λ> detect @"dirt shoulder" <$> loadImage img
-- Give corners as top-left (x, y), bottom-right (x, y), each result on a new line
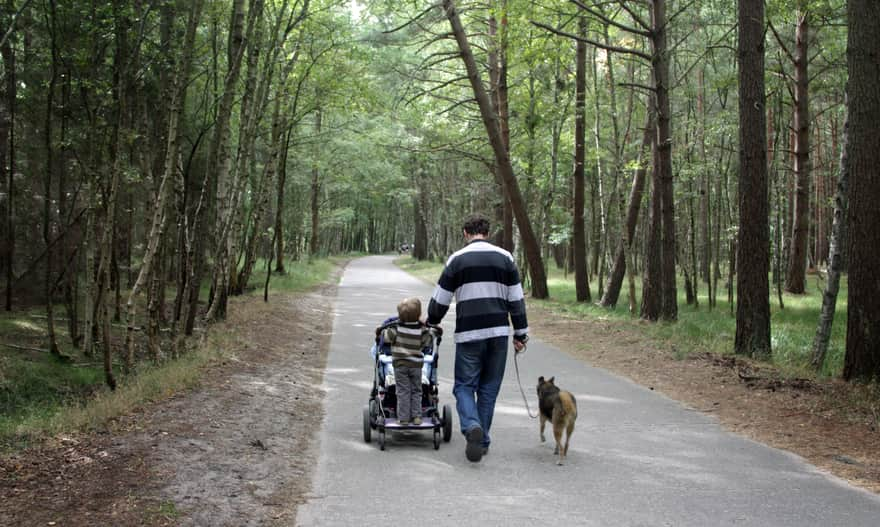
top-left (528, 303), bottom-right (880, 494)
top-left (0, 269), bottom-right (341, 526)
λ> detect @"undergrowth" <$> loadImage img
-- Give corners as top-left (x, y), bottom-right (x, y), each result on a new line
top-left (0, 257), bottom-right (339, 448)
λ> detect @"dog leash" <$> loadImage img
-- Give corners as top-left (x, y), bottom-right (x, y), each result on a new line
top-left (513, 345), bottom-right (539, 419)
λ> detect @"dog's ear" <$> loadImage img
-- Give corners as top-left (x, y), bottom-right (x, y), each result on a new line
top-left (548, 376), bottom-right (555, 385)
top-left (538, 376), bottom-right (545, 384)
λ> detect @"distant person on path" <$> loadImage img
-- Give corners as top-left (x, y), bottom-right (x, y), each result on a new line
top-left (427, 214), bottom-right (529, 462)
top-left (382, 297), bottom-right (433, 425)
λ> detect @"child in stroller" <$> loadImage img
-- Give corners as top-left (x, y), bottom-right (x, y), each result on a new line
top-left (363, 301), bottom-right (453, 451)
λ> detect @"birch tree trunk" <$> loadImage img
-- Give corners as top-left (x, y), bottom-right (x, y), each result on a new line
top-left (236, 36), bottom-right (301, 289)
top-left (204, 0), bottom-right (248, 321)
top-left (811, 105), bottom-right (847, 370)
top-left (124, 0), bottom-right (204, 364)
top-left (225, 0), bottom-right (267, 296)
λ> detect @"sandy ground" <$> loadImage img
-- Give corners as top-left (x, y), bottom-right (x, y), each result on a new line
top-left (0, 272), bottom-right (339, 526)
top-left (526, 302), bottom-right (880, 494)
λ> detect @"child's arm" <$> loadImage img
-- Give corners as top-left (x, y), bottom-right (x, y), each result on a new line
top-left (421, 327), bottom-right (435, 350)
top-left (382, 326), bottom-right (397, 345)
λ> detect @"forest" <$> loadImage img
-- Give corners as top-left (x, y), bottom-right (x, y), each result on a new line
top-left (0, 0), bottom-right (877, 408)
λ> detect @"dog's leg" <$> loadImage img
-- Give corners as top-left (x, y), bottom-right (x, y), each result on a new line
top-left (553, 410), bottom-right (564, 465)
top-left (539, 413), bottom-right (547, 443)
top-left (563, 419), bottom-right (575, 459)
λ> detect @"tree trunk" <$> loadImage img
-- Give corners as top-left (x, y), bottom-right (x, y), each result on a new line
top-left (698, 68), bottom-right (710, 287)
top-left (441, 0), bottom-right (548, 298)
top-left (236, 39), bottom-right (298, 291)
top-left (413, 166), bottom-right (429, 261)
top-left (1, 0), bottom-right (14, 312)
top-left (273, 128), bottom-right (291, 274)
top-left (225, 0), bottom-right (268, 296)
top-left (843, 0), bottom-right (880, 381)
top-left (204, 0), bottom-right (247, 322)
top-left (640, 126), bottom-right (662, 321)
top-left (309, 107), bottom-right (322, 257)
top-left (601, 105), bottom-right (654, 307)
top-left (651, 0), bottom-right (677, 321)
top-left (573, 16), bottom-right (590, 303)
top-left (811, 104), bottom-right (847, 370)
top-left (785, 12), bottom-right (810, 294)
top-left (735, 0), bottom-right (771, 358)
top-left (44, 0), bottom-right (60, 357)
top-left (498, 11), bottom-right (513, 254)
top-left (125, 0), bottom-right (204, 362)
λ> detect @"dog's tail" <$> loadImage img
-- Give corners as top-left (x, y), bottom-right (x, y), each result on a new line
top-left (559, 391), bottom-right (577, 419)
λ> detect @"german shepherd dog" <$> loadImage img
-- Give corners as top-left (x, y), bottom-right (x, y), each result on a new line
top-left (537, 376), bottom-right (578, 465)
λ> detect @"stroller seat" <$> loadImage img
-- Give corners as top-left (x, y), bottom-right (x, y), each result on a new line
top-left (373, 343), bottom-right (437, 386)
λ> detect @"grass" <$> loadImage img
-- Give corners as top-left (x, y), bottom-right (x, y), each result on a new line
top-left (146, 500), bottom-right (182, 522)
top-left (0, 256), bottom-right (340, 448)
top-left (395, 256), bottom-right (445, 285)
top-left (393, 255), bottom-right (849, 378)
top-left (249, 256), bottom-right (343, 293)
top-left (540, 268), bottom-right (848, 377)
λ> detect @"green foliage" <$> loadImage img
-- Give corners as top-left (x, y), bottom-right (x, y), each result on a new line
top-left (251, 257), bottom-right (339, 293)
top-left (537, 268), bottom-right (848, 378)
top-left (0, 257), bottom-right (339, 445)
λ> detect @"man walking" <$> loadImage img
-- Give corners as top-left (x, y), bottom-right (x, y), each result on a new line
top-left (427, 214), bottom-right (529, 462)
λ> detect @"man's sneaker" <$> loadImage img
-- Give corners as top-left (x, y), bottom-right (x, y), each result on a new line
top-left (465, 426), bottom-right (484, 462)
top-left (412, 416), bottom-right (423, 425)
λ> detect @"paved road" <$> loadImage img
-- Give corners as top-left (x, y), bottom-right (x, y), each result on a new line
top-left (296, 255), bottom-right (880, 526)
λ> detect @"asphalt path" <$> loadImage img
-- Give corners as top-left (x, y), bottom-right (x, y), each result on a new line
top-left (295, 255), bottom-right (880, 526)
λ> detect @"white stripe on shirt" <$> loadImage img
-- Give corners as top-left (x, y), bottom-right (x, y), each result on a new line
top-left (455, 281), bottom-right (507, 303)
top-left (454, 325), bottom-right (511, 343)
top-left (432, 285), bottom-right (454, 306)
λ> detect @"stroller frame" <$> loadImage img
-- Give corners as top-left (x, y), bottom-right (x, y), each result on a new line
top-left (363, 318), bottom-right (453, 451)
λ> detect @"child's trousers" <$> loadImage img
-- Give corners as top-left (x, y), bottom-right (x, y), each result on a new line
top-left (395, 365), bottom-right (422, 421)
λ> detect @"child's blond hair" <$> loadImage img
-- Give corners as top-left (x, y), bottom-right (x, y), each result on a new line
top-left (397, 297), bottom-right (421, 323)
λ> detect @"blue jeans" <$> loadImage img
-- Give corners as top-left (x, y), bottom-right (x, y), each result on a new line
top-left (453, 336), bottom-right (508, 447)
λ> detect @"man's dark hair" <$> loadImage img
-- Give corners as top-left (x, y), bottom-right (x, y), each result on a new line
top-left (463, 214), bottom-right (491, 236)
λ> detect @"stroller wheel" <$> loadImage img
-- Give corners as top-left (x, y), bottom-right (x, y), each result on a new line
top-left (433, 429), bottom-right (440, 450)
top-left (362, 405), bottom-right (372, 443)
top-left (369, 400), bottom-right (377, 429)
top-left (442, 404), bottom-right (453, 442)
top-left (378, 429), bottom-right (386, 451)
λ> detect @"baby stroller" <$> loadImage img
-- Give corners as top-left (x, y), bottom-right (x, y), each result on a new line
top-left (363, 316), bottom-right (453, 451)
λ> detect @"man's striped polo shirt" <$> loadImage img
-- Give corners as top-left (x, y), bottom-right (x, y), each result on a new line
top-left (426, 239), bottom-right (528, 343)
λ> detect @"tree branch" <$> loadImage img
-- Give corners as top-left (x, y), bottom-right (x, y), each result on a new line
top-left (570, 0), bottom-right (652, 38)
top-left (531, 20), bottom-right (651, 61)
top-left (665, 0), bottom-right (696, 28)
top-left (382, 4), bottom-right (442, 34)
top-left (0, 0), bottom-right (33, 49)
top-left (618, 82), bottom-right (656, 94)
top-left (767, 19), bottom-right (796, 65)
top-left (616, 0), bottom-right (651, 31)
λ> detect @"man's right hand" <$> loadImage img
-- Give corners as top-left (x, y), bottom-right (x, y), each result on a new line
top-left (513, 339), bottom-right (525, 353)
